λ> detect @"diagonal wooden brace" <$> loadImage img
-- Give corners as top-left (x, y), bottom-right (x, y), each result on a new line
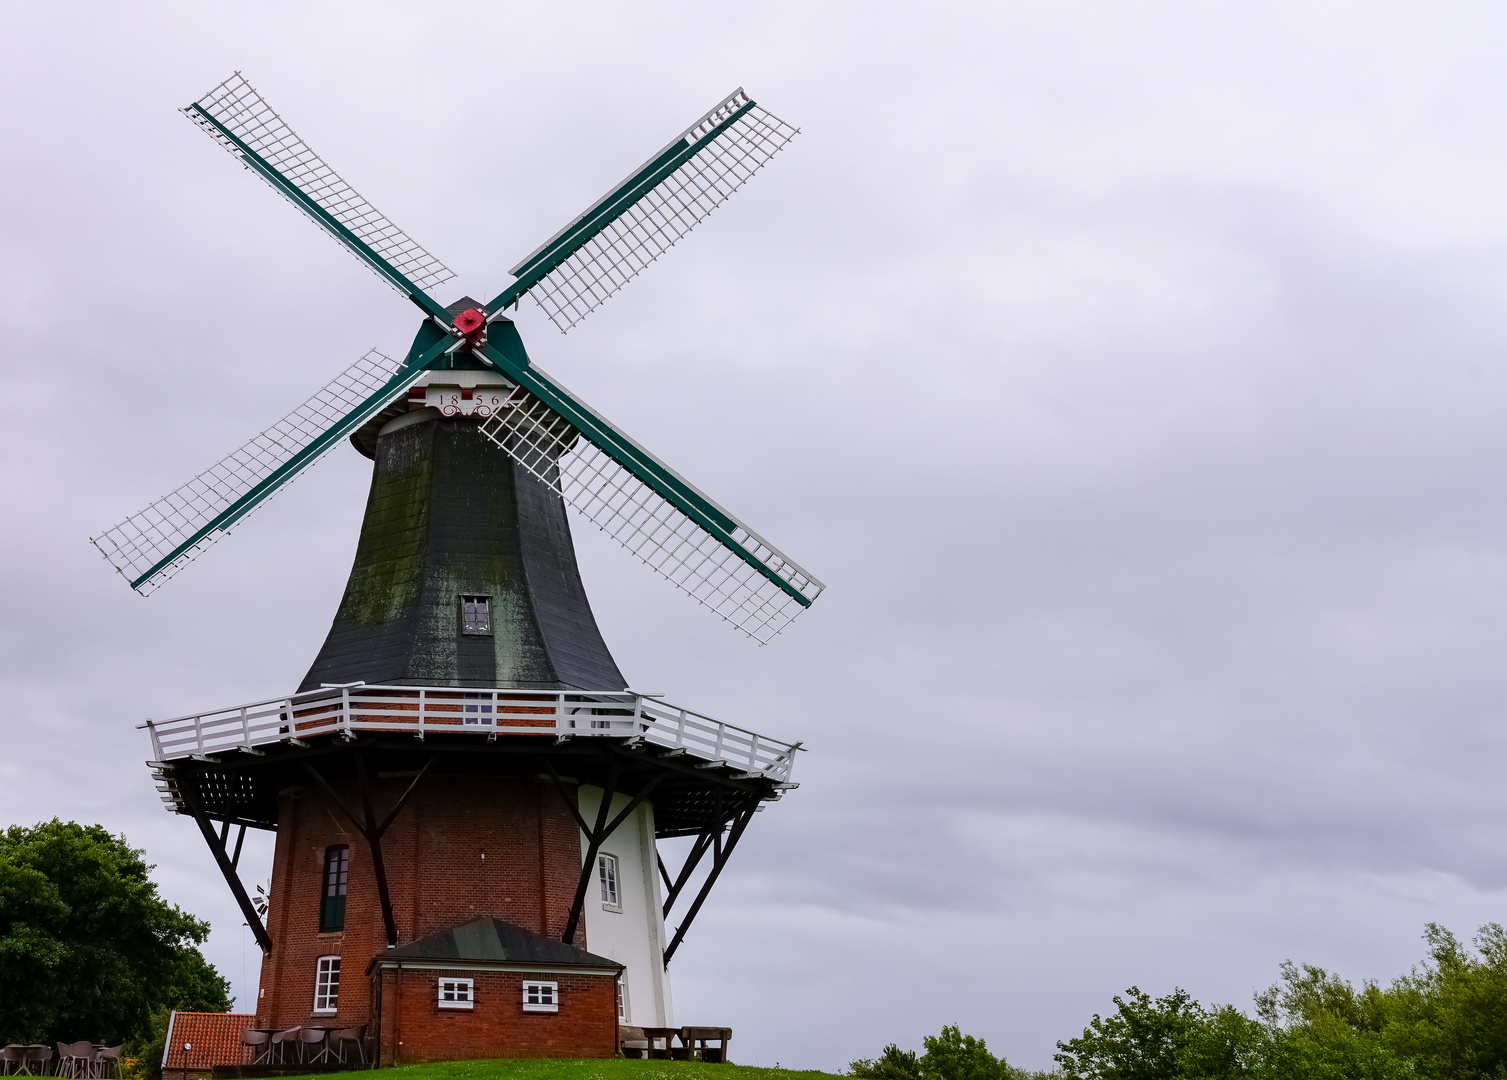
top-left (178, 779), bottom-right (272, 954)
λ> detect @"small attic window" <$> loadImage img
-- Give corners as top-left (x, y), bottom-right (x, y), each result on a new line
top-left (461, 596), bottom-right (491, 635)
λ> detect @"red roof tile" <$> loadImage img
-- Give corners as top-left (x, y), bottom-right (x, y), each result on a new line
top-left (162, 1013), bottom-right (258, 1070)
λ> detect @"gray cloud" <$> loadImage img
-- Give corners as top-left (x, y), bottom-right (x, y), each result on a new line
top-left (6, 1), bottom-right (1507, 1073)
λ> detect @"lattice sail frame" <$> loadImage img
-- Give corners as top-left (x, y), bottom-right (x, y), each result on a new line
top-left (186, 72), bottom-right (456, 295)
top-left (478, 381), bottom-right (823, 643)
top-left (516, 90), bottom-right (799, 333)
top-left (91, 349), bottom-right (408, 595)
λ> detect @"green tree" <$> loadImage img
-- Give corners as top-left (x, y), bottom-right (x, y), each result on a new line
top-left (921, 1025), bottom-right (1008, 1080)
top-left (1249, 924), bottom-right (1507, 1080)
top-left (1055, 987), bottom-right (1205, 1079)
top-left (0, 819), bottom-right (231, 1047)
top-left (1176, 1004), bottom-right (1266, 1079)
top-left (1385, 922), bottom-right (1507, 1078)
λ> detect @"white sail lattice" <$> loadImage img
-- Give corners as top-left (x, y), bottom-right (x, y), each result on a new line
top-left (517, 91), bottom-right (799, 332)
top-left (478, 381), bottom-right (822, 643)
top-left (187, 72), bottom-right (456, 295)
top-left (92, 349), bottom-right (410, 594)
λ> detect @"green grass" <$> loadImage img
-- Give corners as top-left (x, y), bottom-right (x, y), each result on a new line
top-left (274, 1061), bottom-right (843, 1080)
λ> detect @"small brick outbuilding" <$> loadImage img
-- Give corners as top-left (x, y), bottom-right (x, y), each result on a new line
top-left (368, 916), bottom-right (623, 1064)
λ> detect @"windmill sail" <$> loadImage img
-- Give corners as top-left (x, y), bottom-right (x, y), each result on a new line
top-left (92, 349), bottom-right (419, 595)
top-left (490, 89), bottom-right (799, 332)
top-left (475, 355), bottom-right (823, 643)
top-left (184, 72), bottom-right (455, 313)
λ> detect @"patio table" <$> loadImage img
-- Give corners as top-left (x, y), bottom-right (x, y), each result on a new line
top-left (14, 1047), bottom-right (51, 1076)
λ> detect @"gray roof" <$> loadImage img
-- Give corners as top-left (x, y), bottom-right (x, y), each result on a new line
top-left (375, 917), bottom-right (622, 970)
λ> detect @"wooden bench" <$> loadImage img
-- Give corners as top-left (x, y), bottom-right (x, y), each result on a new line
top-left (679, 1027), bottom-right (733, 1063)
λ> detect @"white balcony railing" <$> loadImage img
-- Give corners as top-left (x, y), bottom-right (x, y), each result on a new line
top-left (141, 684), bottom-right (799, 783)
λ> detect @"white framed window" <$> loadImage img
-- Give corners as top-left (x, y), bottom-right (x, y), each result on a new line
top-left (460, 596), bottom-right (491, 635)
top-left (617, 977), bottom-right (628, 1021)
top-left (598, 853), bottom-right (620, 910)
top-left (522, 980), bottom-right (559, 1013)
top-left (313, 956), bottom-right (340, 1013)
top-left (438, 977), bottom-right (474, 1010)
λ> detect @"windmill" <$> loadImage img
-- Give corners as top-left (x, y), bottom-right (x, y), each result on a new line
top-left (98, 74), bottom-right (818, 1064)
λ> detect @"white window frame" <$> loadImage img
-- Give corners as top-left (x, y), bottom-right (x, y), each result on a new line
top-left (617, 976), bottom-right (628, 1022)
top-left (438, 977), bottom-right (474, 1010)
top-left (460, 595), bottom-right (492, 635)
top-left (598, 852), bottom-right (621, 911)
top-left (313, 955), bottom-right (340, 1014)
top-left (522, 980), bottom-right (559, 1013)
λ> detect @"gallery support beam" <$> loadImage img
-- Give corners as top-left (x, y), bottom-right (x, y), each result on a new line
top-left (177, 780), bottom-right (272, 954)
top-left (661, 828), bottom-right (716, 918)
top-left (663, 802), bottom-right (757, 965)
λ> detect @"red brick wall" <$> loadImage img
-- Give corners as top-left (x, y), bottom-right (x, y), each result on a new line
top-left (255, 774), bottom-right (586, 1042)
top-left (373, 969), bottom-right (617, 1063)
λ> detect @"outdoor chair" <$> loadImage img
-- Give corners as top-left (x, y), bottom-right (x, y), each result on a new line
top-left (0, 1047), bottom-right (22, 1076)
top-left (298, 1028), bottom-right (329, 1064)
top-left (57, 1042), bottom-right (97, 1080)
top-left (95, 1046), bottom-right (122, 1079)
top-left (328, 1027), bottom-right (366, 1065)
top-left (269, 1028), bottom-right (301, 1066)
top-left (240, 1030), bottom-right (270, 1065)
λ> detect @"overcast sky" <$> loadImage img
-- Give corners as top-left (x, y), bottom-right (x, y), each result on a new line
top-left (8, 1), bottom-right (1507, 1072)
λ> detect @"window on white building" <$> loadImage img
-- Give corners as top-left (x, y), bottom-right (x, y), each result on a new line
top-left (598, 853), bottom-right (620, 910)
top-left (313, 956), bottom-right (340, 1013)
top-left (523, 980), bottom-right (559, 1013)
top-left (617, 977), bottom-right (628, 1022)
top-left (438, 978), bottom-right (474, 1010)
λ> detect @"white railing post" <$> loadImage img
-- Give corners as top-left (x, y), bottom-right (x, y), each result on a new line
top-left (419, 687), bottom-right (427, 736)
top-left (674, 709), bottom-right (687, 747)
top-left (192, 712), bottom-right (204, 755)
top-left (747, 733), bottom-right (760, 773)
top-left (240, 707), bottom-right (250, 747)
top-left (341, 685), bottom-right (351, 737)
top-left (713, 720), bottom-right (726, 761)
top-left (147, 720), bottom-right (162, 761)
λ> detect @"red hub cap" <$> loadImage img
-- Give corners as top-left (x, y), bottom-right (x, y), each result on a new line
top-left (453, 307), bottom-right (487, 347)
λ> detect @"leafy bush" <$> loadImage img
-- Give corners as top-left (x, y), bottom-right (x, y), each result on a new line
top-left (851, 1025), bottom-right (1052, 1080)
top-left (850, 1045), bottom-right (922, 1080)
